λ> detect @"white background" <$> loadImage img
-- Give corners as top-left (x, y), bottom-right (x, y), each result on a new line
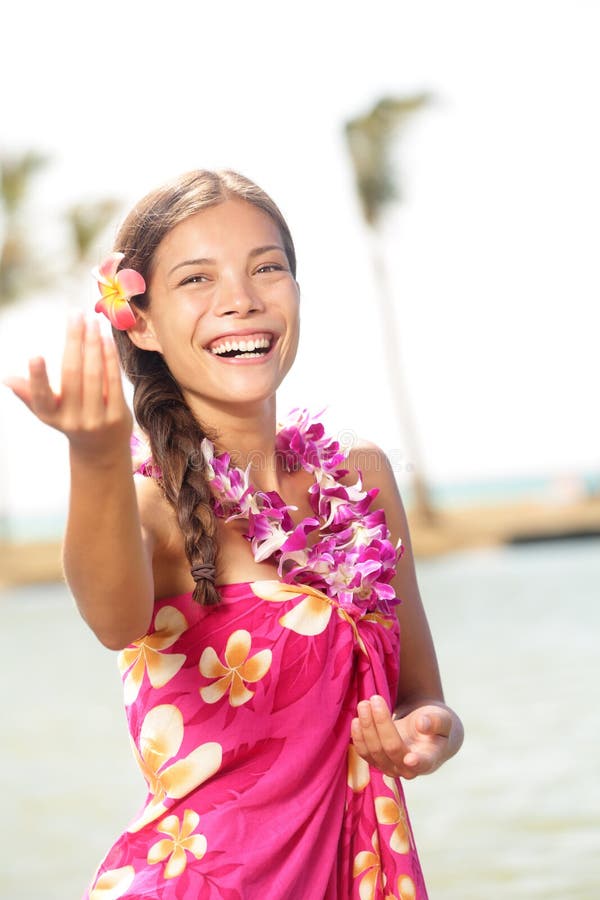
top-left (1, 0), bottom-right (598, 528)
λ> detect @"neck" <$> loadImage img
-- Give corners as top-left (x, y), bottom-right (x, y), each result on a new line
top-left (183, 395), bottom-right (287, 494)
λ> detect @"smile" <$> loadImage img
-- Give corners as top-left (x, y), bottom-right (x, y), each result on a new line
top-left (204, 333), bottom-right (278, 364)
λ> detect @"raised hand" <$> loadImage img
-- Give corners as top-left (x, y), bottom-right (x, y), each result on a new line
top-left (4, 313), bottom-right (132, 459)
top-left (351, 694), bottom-right (459, 780)
top-left (5, 312), bottom-right (155, 647)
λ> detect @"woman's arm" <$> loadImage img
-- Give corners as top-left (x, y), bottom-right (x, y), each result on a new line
top-left (347, 440), bottom-right (464, 778)
top-left (5, 315), bottom-right (155, 649)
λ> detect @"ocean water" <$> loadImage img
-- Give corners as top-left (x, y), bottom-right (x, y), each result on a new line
top-left (1, 538), bottom-right (598, 899)
top-left (4, 467), bottom-right (599, 542)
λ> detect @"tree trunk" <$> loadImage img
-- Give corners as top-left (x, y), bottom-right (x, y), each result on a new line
top-left (367, 227), bottom-right (437, 525)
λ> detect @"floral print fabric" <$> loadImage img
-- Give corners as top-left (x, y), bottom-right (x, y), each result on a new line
top-left (84, 580), bottom-right (427, 899)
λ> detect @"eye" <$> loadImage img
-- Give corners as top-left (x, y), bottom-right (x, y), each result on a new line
top-left (256, 264), bottom-right (284, 274)
top-left (180, 274), bottom-right (209, 285)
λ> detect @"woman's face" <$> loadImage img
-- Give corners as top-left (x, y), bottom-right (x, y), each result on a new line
top-left (132, 198), bottom-right (300, 414)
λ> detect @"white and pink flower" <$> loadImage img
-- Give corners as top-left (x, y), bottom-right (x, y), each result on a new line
top-left (92, 252), bottom-right (146, 330)
top-left (202, 409), bottom-right (403, 615)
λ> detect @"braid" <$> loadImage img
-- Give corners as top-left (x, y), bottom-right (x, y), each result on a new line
top-left (110, 168), bottom-right (299, 606)
top-left (133, 355), bottom-right (221, 606)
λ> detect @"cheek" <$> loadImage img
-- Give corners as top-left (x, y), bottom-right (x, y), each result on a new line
top-left (152, 303), bottom-right (200, 346)
top-left (284, 288), bottom-right (301, 319)
top-left (282, 315), bottom-right (301, 368)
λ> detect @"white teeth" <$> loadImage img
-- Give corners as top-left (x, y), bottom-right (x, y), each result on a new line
top-left (210, 336), bottom-right (272, 355)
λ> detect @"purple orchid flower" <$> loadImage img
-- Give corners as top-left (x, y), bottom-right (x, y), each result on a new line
top-left (193, 408), bottom-right (404, 615)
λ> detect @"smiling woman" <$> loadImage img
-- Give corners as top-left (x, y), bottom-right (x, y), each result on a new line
top-left (124, 197), bottom-right (300, 423)
top-left (4, 168), bottom-right (462, 899)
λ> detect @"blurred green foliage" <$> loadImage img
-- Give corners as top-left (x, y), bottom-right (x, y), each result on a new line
top-left (0, 150), bottom-right (120, 308)
top-left (345, 93), bottom-right (431, 226)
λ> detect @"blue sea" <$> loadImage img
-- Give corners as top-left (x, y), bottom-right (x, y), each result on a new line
top-left (3, 469), bottom-right (599, 542)
top-left (1, 537), bottom-right (598, 899)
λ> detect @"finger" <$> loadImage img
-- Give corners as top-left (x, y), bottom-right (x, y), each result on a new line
top-left (371, 696), bottom-right (419, 772)
top-left (416, 707), bottom-right (452, 739)
top-left (357, 699), bottom-right (399, 771)
top-left (401, 742), bottom-right (444, 777)
top-left (370, 695), bottom-right (407, 747)
top-left (3, 376), bottom-right (34, 411)
top-left (350, 717), bottom-right (377, 768)
top-left (60, 313), bottom-right (85, 409)
top-left (28, 357), bottom-right (60, 418)
top-left (102, 334), bottom-right (126, 417)
top-left (402, 750), bottom-right (422, 771)
top-left (353, 710), bottom-right (416, 779)
top-left (398, 753), bottom-right (429, 781)
top-left (82, 318), bottom-right (104, 415)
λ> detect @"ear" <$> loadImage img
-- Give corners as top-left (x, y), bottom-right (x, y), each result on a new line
top-left (127, 307), bottom-right (163, 353)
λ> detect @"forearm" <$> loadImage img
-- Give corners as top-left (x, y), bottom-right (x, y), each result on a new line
top-left (63, 442), bottom-right (154, 649)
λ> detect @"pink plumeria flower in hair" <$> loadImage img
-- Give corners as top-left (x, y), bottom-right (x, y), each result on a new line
top-left (92, 251), bottom-right (146, 330)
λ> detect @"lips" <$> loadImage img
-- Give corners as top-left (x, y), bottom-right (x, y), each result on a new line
top-left (204, 330), bottom-right (275, 352)
top-left (204, 333), bottom-right (279, 365)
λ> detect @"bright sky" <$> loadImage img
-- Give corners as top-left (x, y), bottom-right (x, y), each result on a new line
top-left (1, 0), bottom-right (599, 528)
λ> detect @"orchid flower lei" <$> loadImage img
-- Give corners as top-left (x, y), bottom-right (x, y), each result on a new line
top-left (199, 408), bottom-right (404, 614)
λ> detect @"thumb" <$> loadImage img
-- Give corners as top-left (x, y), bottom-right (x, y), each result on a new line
top-left (3, 376), bottom-right (33, 411)
top-left (417, 707), bottom-right (452, 738)
top-left (418, 713), bottom-right (432, 734)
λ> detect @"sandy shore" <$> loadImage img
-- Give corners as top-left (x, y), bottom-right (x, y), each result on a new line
top-left (405, 493), bottom-right (600, 556)
top-left (0, 540), bottom-right (65, 588)
top-left (2, 495), bottom-right (599, 588)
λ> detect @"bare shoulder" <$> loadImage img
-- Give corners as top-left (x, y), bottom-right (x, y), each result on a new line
top-left (134, 473), bottom-right (193, 598)
top-left (343, 437), bottom-right (414, 558)
top-left (344, 438), bottom-right (444, 703)
top-left (135, 472), bottom-right (165, 523)
top-left (134, 474), bottom-right (183, 557)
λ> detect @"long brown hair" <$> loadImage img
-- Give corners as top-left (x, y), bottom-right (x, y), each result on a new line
top-left (112, 169), bottom-right (297, 605)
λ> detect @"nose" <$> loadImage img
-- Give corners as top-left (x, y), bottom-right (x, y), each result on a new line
top-left (214, 274), bottom-right (265, 317)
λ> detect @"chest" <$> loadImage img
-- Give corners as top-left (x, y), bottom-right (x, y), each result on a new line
top-left (154, 467), bottom-right (329, 596)
top-left (214, 467), bottom-right (322, 585)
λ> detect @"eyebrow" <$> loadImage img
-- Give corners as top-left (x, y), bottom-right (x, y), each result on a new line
top-left (168, 244), bottom-right (286, 276)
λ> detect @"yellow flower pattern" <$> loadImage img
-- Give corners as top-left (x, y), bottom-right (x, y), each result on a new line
top-left (251, 580), bottom-right (333, 635)
top-left (249, 579), bottom-right (390, 659)
top-left (199, 629), bottom-right (272, 706)
top-left (89, 865), bottom-right (135, 898)
top-left (385, 875), bottom-right (417, 900)
top-left (353, 830), bottom-right (383, 900)
top-left (118, 606), bottom-right (188, 705)
top-left (376, 775), bottom-right (414, 854)
top-left (147, 808), bottom-right (207, 879)
top-left (85, 414), bottom-right (426, 897)
top-left (128, 704), bottom-right (222, 832)
top-left (347, 742), bottom-right (371, 793)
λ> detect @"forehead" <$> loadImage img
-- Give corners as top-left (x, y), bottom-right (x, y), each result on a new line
top-left (154, 198), bottom-right (282, 268)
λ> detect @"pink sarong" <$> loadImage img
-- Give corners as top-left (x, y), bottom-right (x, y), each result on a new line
top-left (84, 580), bottom-right (428, 899)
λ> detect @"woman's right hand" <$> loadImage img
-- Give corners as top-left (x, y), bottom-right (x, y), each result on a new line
top-left (6, 313), bottom-right (154, 647)
top-left (4, 313), bottom-right (132, 460)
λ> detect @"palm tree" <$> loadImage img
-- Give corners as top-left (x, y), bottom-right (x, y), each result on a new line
top-left (65, 198), bottom-right (121, 269)
top-left (0, 151), bottom-right (49, 308)
top-left (1, 151), bottom-right (121, 307)
top-left (344, 95), bottom-right (437, 525)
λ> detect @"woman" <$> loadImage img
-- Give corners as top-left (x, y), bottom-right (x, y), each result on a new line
top-left (6, 169), bottom-right (463, 899)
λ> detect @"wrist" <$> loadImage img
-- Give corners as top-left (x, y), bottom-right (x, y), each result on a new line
top-left (393, 698), bottom-right (447, 720)
top-left (69, 435), bottom-right (133, 472)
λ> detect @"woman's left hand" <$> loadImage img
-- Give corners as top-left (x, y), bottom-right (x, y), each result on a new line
top-left (351, 695), bottom-right (462, 779)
